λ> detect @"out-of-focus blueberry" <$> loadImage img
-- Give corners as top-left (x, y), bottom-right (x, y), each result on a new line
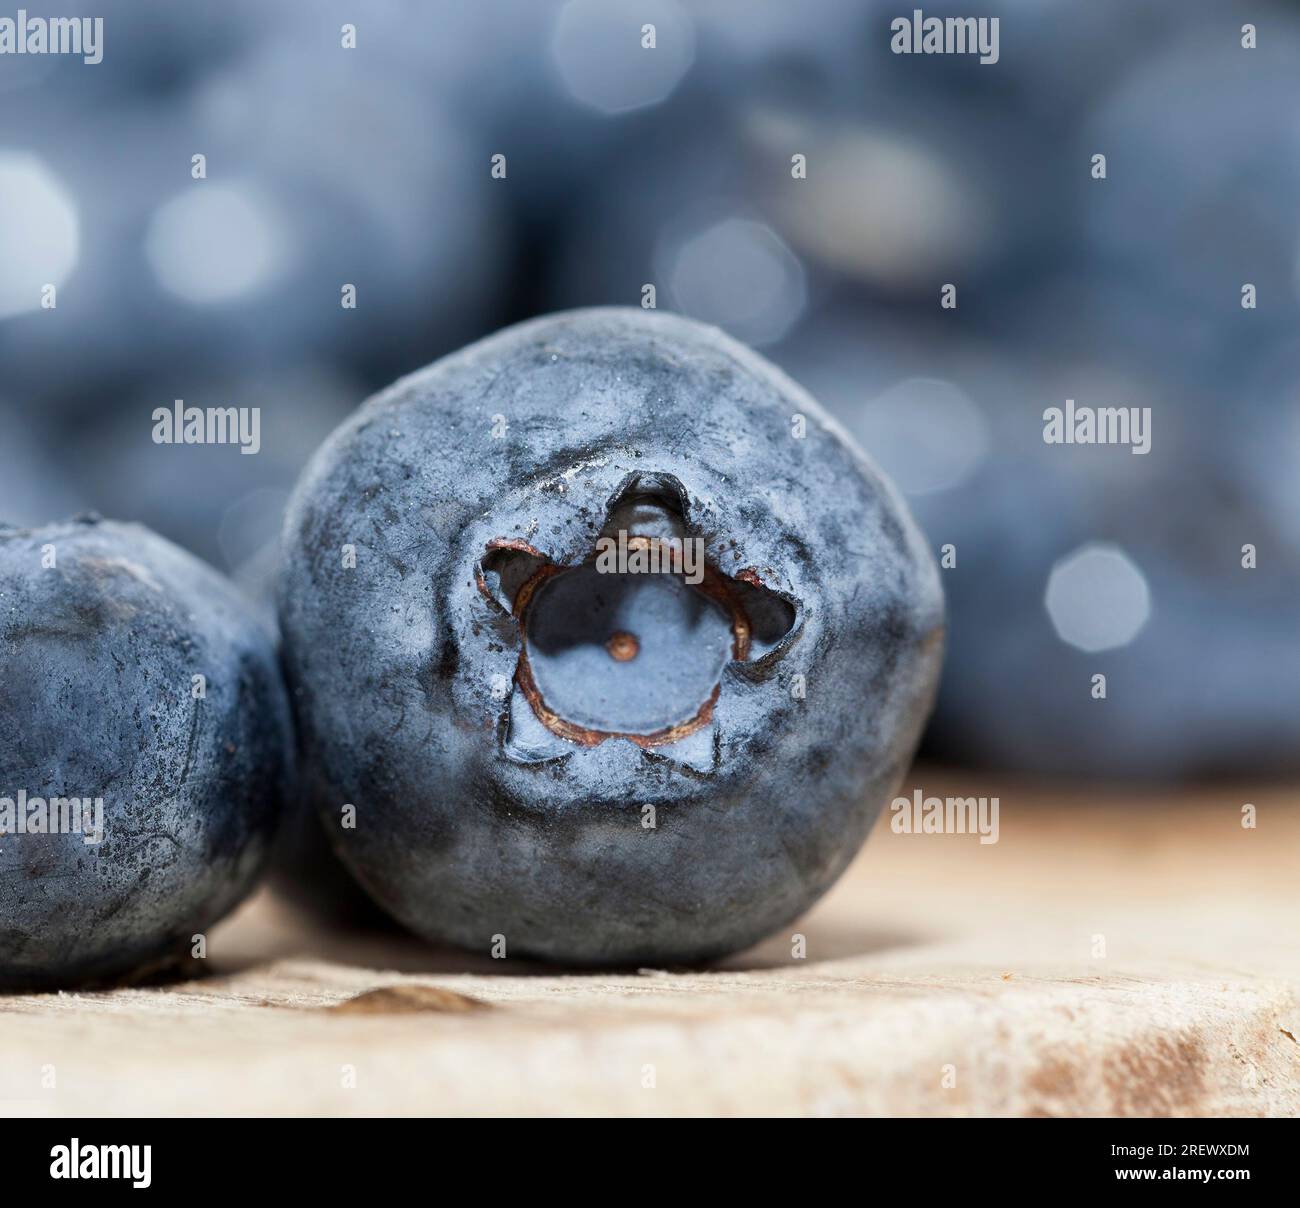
top-left (189, 35), bottom-right (510, 368)
top-left (0, 405), bottom-right (88, 526)
top-left (66, 367), bottom-right (360, 581)
top-left (782, 313), bottom-right (1300, 778)
top-left (551, 0), bottom-right (695, 115)
top-left (8, 0), bottom-right (264, 100)
top-left (1083, 26), bottom-right (1300, 337)
top-left (0, 20), bottom-right (511, 414)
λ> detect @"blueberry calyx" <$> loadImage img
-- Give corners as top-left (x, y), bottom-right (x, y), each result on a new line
top-left (479, 485), bottom-right (797, 760)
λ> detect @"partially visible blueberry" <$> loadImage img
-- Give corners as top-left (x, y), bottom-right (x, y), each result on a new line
top-left (0, 19), bottom-right (510, 414)
top-left (279, 307), bottom-right (943, 965)
top-left (1083, 27), bottom-right (1300, 339)
top-left (782, 311), bottom-right (1300, 779)
top-left (0, 404), bottom-right (88, 528)
top-left (0, 518), bottom-right (290, 989)
top-left (67, 366), bottom-right (360, 583)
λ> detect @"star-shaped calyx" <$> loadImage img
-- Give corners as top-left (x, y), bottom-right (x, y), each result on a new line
top-left (476, 475), bottom-right (798, 770)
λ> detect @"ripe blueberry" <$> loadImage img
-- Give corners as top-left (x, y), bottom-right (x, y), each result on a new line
top-left (0, 516), bottom-right (290, 989)
top-left (279, 308), bottom-right (943, 964)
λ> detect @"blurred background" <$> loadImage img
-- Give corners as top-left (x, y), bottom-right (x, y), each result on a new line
top-left (3, 0), bottom-right (1299, 786)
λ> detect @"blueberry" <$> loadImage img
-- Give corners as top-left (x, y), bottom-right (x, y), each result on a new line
top-left (1083, 27), bottom-right (1300, 340)
top-left (67, 365), bottom-right (360, 583)
top-left (0, 516), bottom-right (290, 989)
top-left (279, 308), bottom-right (943, 964)
top-left (0, 404), bottom-right (88, 528)
top-left (783, 310), bottom-right (1300, 779)
top-left (0, 21), bottom-right (509, 417)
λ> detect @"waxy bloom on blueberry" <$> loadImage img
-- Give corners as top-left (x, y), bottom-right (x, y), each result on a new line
top-left (0, 517), bottom-right (290, 989)
top-left (279, 308), bottom-right (943, 964)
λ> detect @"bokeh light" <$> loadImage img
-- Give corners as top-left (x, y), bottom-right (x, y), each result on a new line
top-left (145, 181), bottom-right (291, 304)
top-left (1045, 544), bottom-right (1152, 653)
top-left (0, 152), bottom-right (79, 319)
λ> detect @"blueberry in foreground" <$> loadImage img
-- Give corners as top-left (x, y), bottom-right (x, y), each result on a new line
top-left (0, 516), bottom-right (290, 990)
top-left (279, 308), bottom-right (944, 964)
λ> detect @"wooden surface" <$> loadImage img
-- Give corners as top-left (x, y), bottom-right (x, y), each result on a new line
top-left (2, 772), bottom-right (1297, 1117)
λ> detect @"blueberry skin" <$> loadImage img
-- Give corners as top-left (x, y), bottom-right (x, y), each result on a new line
top-left (0, 517), bottom-right (290, 990)
top-left (279, 308), bottom-right (943, 965)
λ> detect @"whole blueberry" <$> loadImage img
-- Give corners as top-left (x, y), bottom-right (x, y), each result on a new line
top-left (279, 308), bottom-right (943, 965)
top-left (0, 516), bottom-right (290, 990)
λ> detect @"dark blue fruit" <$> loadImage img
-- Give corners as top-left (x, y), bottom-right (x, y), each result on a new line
top-left (0, 516), bottom-right (289, 989)
top-left (279, 308), bottom-right (943, 965)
